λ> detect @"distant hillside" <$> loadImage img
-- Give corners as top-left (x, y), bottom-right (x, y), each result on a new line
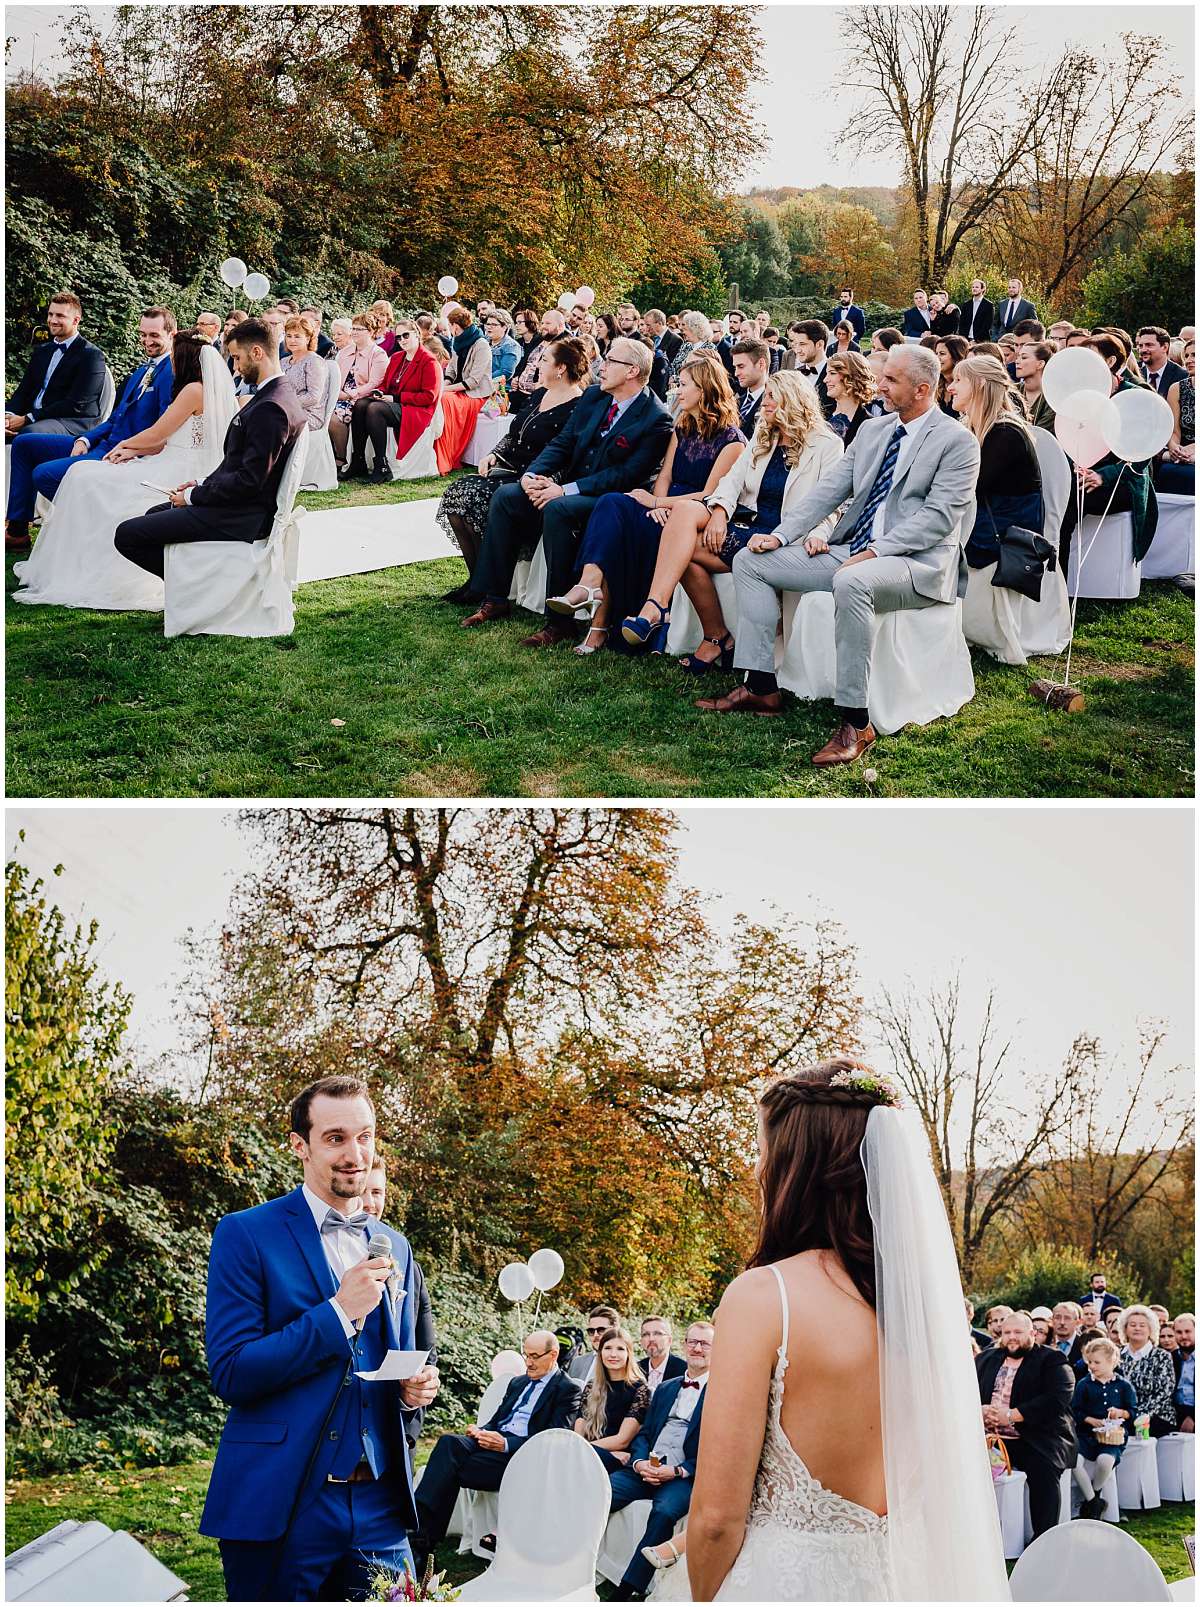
top-left (742, 184), bottom-right (900, 228)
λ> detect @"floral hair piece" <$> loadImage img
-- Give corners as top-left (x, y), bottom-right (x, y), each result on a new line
top-left (830, 1068), bottom-right (903, 1108)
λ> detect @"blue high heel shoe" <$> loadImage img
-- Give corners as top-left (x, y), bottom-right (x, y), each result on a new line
top-left (620, 599), bottom-right (671, 653)
top-left (679, 632), bottom-right (735, 675)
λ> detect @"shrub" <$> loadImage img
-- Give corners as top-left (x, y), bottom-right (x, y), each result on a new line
top-left (974, 1242), bottom-right (1147, 1315)
top-left (1078, 223), bottom-right (1196, 335)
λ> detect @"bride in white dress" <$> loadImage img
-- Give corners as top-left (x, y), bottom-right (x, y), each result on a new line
top-left (651, 1059), bottom-right (1010, 1602)
top-left (12, 333), bottom-right (237, 610)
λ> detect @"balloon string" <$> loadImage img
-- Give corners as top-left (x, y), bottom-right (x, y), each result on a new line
top-left (1063, 463), bottom-right (1125, 689)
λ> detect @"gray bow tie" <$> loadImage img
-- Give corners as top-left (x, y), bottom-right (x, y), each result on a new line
top-left (322, 1208), bottom-right (369, 1235)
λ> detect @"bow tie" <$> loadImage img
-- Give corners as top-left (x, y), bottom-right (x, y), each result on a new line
top-left (681, 1379), bottom-right (701, 1390)
top-left (801, 365), bottom-right (818, 375)
top-left (322, 1207), bottom-right (370, 1235)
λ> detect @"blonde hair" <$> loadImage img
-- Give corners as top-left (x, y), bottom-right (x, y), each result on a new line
top-left (676, 352), bottom-right (740, 438)
top-left (826, 351), bottom-right (877, 409)
top-left (680, 310), bottom-right (712, 345)
top-left (751, 369), bottom-right (833, 466)
top-left (580, 1326), bottom-right (643, 1440)
top-left (370, 299), bottom-right (395, 328)
top-left (1118, 1304), bottom-right (1161, 1346)
top-left (952, 354), bottom-right (1032, 446)
top-left (1083, 1336), bottom-right (1120, 1365)
top-left (284, 314), bottom-right (318, 353)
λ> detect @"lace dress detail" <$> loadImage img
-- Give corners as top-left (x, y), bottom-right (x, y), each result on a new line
top-left (653, 1264), bottom-right (896, 1602)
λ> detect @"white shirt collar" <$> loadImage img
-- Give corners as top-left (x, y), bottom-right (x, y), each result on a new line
top-left (1126, 1341), bottom-right (1154, 1359)
top-left (894, 402), bottom-right (938, 448)
top-left (52, 333), bottom-right (78, 350)
top-left (302, 1181), bottom-right (361, 1231)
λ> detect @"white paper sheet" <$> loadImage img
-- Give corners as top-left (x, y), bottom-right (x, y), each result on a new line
top-left (355, 1348), bottom-right (430, 1382)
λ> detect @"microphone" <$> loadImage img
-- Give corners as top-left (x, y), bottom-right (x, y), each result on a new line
top-left (367, 1231), bottom-right (399, 1316)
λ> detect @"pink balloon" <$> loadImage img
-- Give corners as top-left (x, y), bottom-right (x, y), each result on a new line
top-left (1054, 408), bottom-right (1110, 469)
top-left (574, 286), bottom-right (596, 309)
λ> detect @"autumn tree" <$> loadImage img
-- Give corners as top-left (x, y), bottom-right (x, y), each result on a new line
top-left (180, 808), bottom-right (862, 1306)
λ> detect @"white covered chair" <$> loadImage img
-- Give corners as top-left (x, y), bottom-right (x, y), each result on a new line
top-left (457, 1429), bottom-right (611, 1602)
top-left (1115, 1435), bottom-right (1162, 1511)
top-left (993, 1470), bottom-right (1031, 1560)
top-left (596, 1502), bottom-right (688, 1588)
top-left (14, 364), bottom-right (117, 512)
top-left (1068, 511), bottom-right (1141, 599)
top-left (446, 1374), bottom-right (522, 1555)
top-left (1009, 1518), bottom-right (1171, 1601)
top-left (1156, 1433), bottom-right (1196, 1501)
top-left (299, 357), bottom-right (342, 491)
top-left (1059, 1464), bottom-right (1119, 1524)
top-left (1141, 492), bottom-right (1195, 580)
top-left (464, 410), bottom-right (514, 467)
top-left (365, 401), bottom-right (445, 481)
top-left (961, 427), bottom-right (1073, 664)
top-left (510, 542), bottom-right (548, 615)
top-left (162, 430), bottom-right (308, 638)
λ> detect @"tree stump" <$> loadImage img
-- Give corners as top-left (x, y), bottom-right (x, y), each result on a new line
top-left (1028, 678), bottom-right (1085, 713)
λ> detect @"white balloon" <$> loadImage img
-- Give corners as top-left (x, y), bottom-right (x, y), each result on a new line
top-left (557, 292), bottom-right (577, 312)
top-left (439, 301), bottom-right (460, 321)
top-left (527, 1247), bottom-right (565, 1292)
top-left (1054, 391), bottom-right (1118, 468)
top-left (490, 1348), bottom-right (525, 1380)
top-left (219, 257), bottom-right (247, 289)
top-left (574, 286), bottom-right (596, 309)
top-left (498, 1261), bottom-right (536, 1302)
top-left (1042, 346), bottom-right (1112, 411)
top-left (1101, 386), bottom-right (1175, 463)
top-left (437, 275), bottom-right (459, 297)
top-left (243, 272), bottom-right (271, 301)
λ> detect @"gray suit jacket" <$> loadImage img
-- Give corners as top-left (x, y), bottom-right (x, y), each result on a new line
top-left (774, 409), bottom-right (980, 603)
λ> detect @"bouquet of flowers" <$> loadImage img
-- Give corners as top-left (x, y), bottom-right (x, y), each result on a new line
top-left (364, 1560), bottom-right (461, 1602)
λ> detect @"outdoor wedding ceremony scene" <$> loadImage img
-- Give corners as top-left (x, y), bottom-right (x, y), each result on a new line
top-left (4, 804), bottom-right (1195, 1603)
top-left (3, 2), bottom-right (1195, 799)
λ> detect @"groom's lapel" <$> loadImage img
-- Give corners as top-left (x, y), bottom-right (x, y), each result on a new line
top-left (282, 1187), bottom-right (338, 1300)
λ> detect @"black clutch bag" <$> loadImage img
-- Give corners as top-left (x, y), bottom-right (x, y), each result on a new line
top-left (986, 500), bottom-right (1056, 602)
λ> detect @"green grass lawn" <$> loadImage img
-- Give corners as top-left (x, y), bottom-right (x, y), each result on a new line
top-left (5, 1455), bottom-right (1194, 1599)
top-left (6, 475), bottom-right (1194, 799)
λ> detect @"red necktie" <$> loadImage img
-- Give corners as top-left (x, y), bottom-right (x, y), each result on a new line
top-left (602, 400), bottom-right (618, 431)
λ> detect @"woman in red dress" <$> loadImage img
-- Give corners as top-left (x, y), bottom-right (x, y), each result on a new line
top-left (435, 307), bottom-right (496, 474)
top-left (341, 320), bottom-right (441, 483)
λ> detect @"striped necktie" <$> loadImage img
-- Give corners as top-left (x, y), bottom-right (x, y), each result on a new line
top-left (849, 424), bottom-right (907, 554)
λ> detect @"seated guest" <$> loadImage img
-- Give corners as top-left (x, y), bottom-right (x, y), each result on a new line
top-left (699, 345), bottom-right (978, 767)
top-left (221, 310), bottom-right (246, 354)
top-left (1058, 334), bottom-right (1159, 574)
top-left (410, 1331), bottom-right (580, 1573)
top-left (1172, 1312), bottom-right (1195, 1432)
top-left (548, 354), bottom-right (744, 655)
top-left (415, 311), bottom-right (436, 341)
top-left (871, 327), bottom-right (904, 353)
top-left (262, 304), bottom-right (288, 361)
top-left (1078, 1299), bottom-right (1101, 1328)
top-left (1016, 339), bottom-right (1056, 432)
top-left (1032, 1313), bottom-right (1053, 1346)
top-left (371, 298), bottom-right (398, 354)
top-left (934, 335), bottom-right (970, 415)
top-left (329, 314), bottom-right (389, 467)
top-left (1157, 336), bottom-right (1194, 494)
top-left (787, 322), bottom-right (833, 416)
top-left (827, 287), bottom-right (866, 348)
top-left (112, 317), bottom-right (307, 580)
top-left (946, 354), bottom-right (1043, 572)
top-left (1160, 1319), bottom-right (1179, 1352)
top-left (986, 1305), bottom-right (1014, 1342)
top-left (1049, 1303), bottom-right (1084, 1366)
top-left (866, 349), bottom-right (890, 390)
top-left (8, 306), bottom-right (176, 551)
top-left (1137, 325), bottom-right (1187, 397)
top-left (606, 1322), bottom-right (714, 1602)
top-left (901, 289), bottom-right (933, 341)
top-left (827, 320), bottom-right (858, 361)
top-left (640, 1316), bottom-right (686, 1391)
top-left (280, 315), bottom-right (330, 430)
top-left (643, 307), bottom-right (682, 371)
top-left (434, 308), bottom-right (496, 473)
top-left (436, 335), bottom-right (586, 603)
top-left (1012, 317), bottom-right (1046, 345)
top-left (930, 289), bottom-right (961, 338)
top-left (593, 311), bottom-right (619, 360)
top-left (344, 320), bottom-right (441, 483)
top-left (1047, 320), bottom-right (1074, 349)
top-left (1064, 328), bottom-right (1094, 349)
top-left (1118, 1305), bottom-right (1177, 1435)
top-left (1105, 1306), bottom-right (1125, 1342)
top-left (328, 316), bottom-right (353, 354)
top-left (1071, 1336), bottom-right (1138, 1517)
top-left (826, 351), bottom-right (886, 448)
top-left (462, 338), bottom-right (673, 647)
top-left (573, 1326), bottom-right (651, 1469)
top-left (997, 333), bottom-right (1019, 377)
top-left (763, 327), bottom-right (784, 371)
top-left (425, 334), bottom-right (451, 371)
top-left (976, 1311), bottom-right (1076, 1539)
top-left (511, 307), bottom-right (568, 415)
top-left (958, 280), bottom-right (995, 343)
top-left (966, 1298), bottom-right (992, 1352)
top-left (667, 311), bottom-right (718, 387)
top-left (485, 309), bottom-right (522, 383)
top-left (513, 307), bottom-right (540, 364)
top-left (971, 341), bottom-right (1006, 362)
top-left (731, 337), bottom-right (772, 434)
top-left (642, 329), bottom-right (673, 403)
top-left (569, 1306), bottom-right (623, 1384)
top-left (195, 310), bottom-right (222, 345)
top-left (299, 305), bottom-right (337, 360)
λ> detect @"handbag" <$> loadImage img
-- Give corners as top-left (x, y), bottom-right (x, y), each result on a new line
top-left (986, 498), bottom-right (1056, 602)
top-left (985, 1433), bottom-right (1013, 1481)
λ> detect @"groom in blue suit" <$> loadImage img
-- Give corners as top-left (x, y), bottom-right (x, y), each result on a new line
top-left (200, 1076), bottom-right (439, 1602)
top-left (6, 308), bottom-right (176, 544)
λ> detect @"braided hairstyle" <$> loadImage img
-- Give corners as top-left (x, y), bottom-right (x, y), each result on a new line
top-left (749, 1057), bottom-right (883, 1308)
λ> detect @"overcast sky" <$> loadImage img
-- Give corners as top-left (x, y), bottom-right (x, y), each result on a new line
top-left (4, 3), bottom-right (1194, 190)
top-left (7, 805), bottom-right (1193, 1141)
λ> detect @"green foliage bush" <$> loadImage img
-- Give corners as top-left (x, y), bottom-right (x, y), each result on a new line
top-left (1078, 224), bottom-right (1196, 336)
top-left (975, 1242), bottom-right (1147, 1315)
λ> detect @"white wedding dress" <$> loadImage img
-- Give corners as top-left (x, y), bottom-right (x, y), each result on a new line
top-left (651, 1109), bottom-right (1011, 1603)
top-left (12, 344), bottom-right (237, 611)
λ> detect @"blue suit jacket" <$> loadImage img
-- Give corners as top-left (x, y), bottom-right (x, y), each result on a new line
top-left (526, 384), bottom-right (672, 498)
top-left (828, 304), bottom-right (866, 345)
top-left (83, 357), bottom-right (174, 454)
top-left (901, 306), bottom-right (933, 339)
top-left (626, 1374), bottom-right (707, 1478)
top-left (200, 1186), bottom-right (421, 1542)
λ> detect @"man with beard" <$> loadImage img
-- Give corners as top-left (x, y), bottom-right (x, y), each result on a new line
top-left (976, 1312), bottom-right (1075, 1537)
top-left (1171, 1312), bottom-right (1195, 1433)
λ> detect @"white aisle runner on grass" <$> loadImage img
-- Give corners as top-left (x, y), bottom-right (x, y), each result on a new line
top-left (293, 498), bottom-right (456, 584)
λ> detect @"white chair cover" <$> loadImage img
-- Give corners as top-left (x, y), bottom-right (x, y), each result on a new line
top-left (1155, 1433), bottom-right (1196, 1502)
top-left (100, 365), bottom-right (117, 422)
top-left (447, 1374), bottom-right (523, 1554)
top-left (510, 542), bottom-right (549, 614)
top-left (1068, 511), bottom-right (1141, 599)
top-left (457, 1429), bottom-right (610, 1602)
top-left (1009, 1518), bottom-right (1171, 1601)
top-left (464, 410), bottom-right (514, 467)
top-left (365, 400), bottom-right (444, 480)
top-left (1114, 1436), bottom-right (1162, 1510)
top-left (1141, 493), bottom-right (1195, 580)
top-left (1059, 1464), bottom-right (1119, 1524)
top-left (299, 358), bottom-right (342, 491)
top-left (163, 430), bottom-right (308, 638)
top-left (961, 429), bottom-right (1072, 664)
top-left (595, 1500), bottom-right (686, 1587)
top-left (993, 1470), bottom-right (1030, 1559)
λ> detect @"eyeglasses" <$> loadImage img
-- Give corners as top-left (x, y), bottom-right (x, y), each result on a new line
top-left (586, 1325), bottom-right (609, 1335)
top-left (522, 1348), bottom-right (552, 1361)
top-left (685, 1339), bottom-right (712, 1350)
top-left (601, 356), bottom-right (637, 369)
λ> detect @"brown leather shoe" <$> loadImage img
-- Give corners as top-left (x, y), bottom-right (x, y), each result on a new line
top-left (695, 684), bottom-right (782, 716)
top-left (461, 600), bottom-right (511, 628)
top-left (5, 521), bottom-right (31, 552)
top-left (520, 622), bottom-right (573, 648)
top-left (812, 721), bottom-right (876, 767)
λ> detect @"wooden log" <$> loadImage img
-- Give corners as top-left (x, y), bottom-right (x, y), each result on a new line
top-left (1028, 678), bottom-right (1085, 713)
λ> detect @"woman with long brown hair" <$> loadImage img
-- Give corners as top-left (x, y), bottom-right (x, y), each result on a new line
top-left (546, 352), bottom-right (745, 655)
top-left (651, 1058), bottom-right (1008, 1602)
top-left (572, 1326), bottom-right (650, 1470)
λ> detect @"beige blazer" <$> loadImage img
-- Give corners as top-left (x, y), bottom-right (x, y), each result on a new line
top-left (449, 338), bottom-right (495, 399)
top-left (708, 429), bottom-right (845, 545)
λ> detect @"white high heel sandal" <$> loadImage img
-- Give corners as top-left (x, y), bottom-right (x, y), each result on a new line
top-left (547, 584), bottom-right (603, 621)
top-left (573, 626), bottom-right (609, 655)
top-left (641, 1537), bottom-right (682, 1569)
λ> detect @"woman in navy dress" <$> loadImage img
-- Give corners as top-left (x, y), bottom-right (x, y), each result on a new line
top-left (546, 353), bottom-right (745, 654)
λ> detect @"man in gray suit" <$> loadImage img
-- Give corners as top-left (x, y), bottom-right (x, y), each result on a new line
top-left (698, 344), bottom-right (979, 767)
